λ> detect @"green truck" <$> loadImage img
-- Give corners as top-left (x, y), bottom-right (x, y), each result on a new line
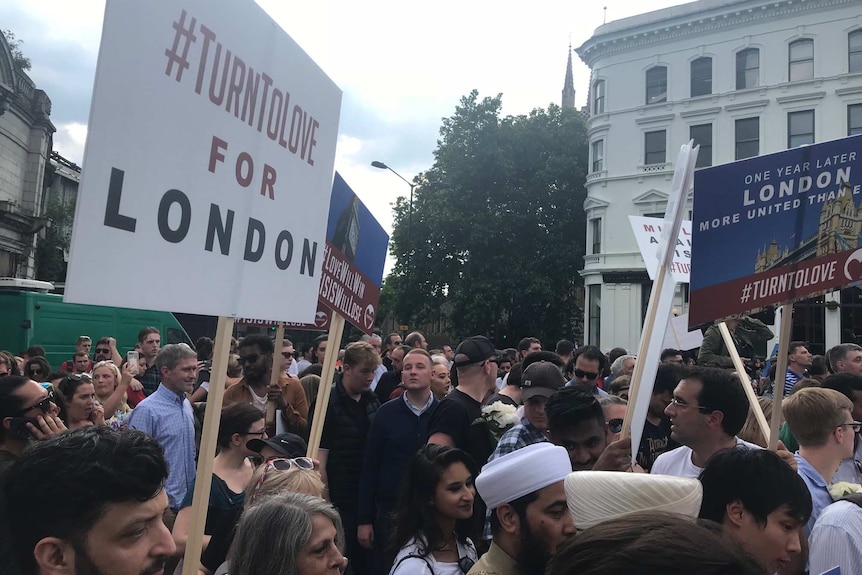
top-left (0, 279), bottom-right (193, 368)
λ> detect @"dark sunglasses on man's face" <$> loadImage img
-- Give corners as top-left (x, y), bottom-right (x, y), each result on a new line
top-left (15, 389), bottom-right (55, 416)
top-left (574, 369), bottom-right (599, 380)
top-left (238, 354), bottom-right (260, 365)
top-left (281, 352), bottom-right (295, 359)
top-left (95, 348), bottom-right (111, 354)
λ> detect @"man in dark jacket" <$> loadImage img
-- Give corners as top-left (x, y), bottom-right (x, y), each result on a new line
top-left (314, 341), bottom-right (381, 575)
top-left (357, 348), bottom-right (438, 572)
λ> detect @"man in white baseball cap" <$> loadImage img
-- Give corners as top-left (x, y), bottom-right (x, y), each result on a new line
top-left (469, 443), bottom-right (574, 575)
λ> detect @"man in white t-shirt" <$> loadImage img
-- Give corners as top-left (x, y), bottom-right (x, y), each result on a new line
top-left (652, 367), bottom-right (759, 478)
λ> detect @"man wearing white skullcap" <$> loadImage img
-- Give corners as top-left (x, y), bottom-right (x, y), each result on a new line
top-left (469, 443), bottom-right (574, 575)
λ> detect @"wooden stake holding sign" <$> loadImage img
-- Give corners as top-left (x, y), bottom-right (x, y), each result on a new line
top-left (717, 321), bottom-right (771, 444)
top-left (266, 322), bottom-right (286, 437)
top-left (306, 313), bottom-right (346, 458)
top-left (181, 316), bottom-right (235, 574)
top-left (769, 304), bottom-right (794, 450)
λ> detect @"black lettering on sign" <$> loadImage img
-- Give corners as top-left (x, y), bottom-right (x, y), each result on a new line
top-left (275, 230), bottom-right (293, 270)
top-left (104, 168), bottom-right (137, 232)
top-left (244, 218), bottom-right (265, 262)
top-left (205, 204), bottom-right (235, 255)
top-left (300, 239), bottom-right (317, 277)
top-left (158, 190), bottom-right (191, 243)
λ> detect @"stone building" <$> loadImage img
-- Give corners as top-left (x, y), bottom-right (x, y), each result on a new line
top-left (0, 32), bottom-right (55, 279)
top-left (577, 0), bottom-right (862, 352)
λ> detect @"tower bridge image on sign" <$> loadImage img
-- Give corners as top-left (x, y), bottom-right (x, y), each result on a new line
top-left (754, 184), bottom-right (862, 273)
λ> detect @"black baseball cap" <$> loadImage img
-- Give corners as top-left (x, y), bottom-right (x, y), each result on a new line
top-left (246, 432), bottom-right (307, 458)
top-left (521, 361), bottom-right (566, 402)
top-left (453, 335), bottom-right (497, 368)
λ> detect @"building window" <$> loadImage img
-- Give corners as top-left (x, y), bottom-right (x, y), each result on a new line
top-left (735, 117), bottom-right (759, 160)
top-left (645, 66), bottom-right (667, 105)
top-left (849, 104), bottom-right (862, 135)
top-left (588, 285), bottom-right (601, 348)
top-left (591, 218), bottom-right (602, 254)
top-left (788, 110), bottom-right (815, 148)
top-left (850, 31), bottom-right (862, 73)
top-left (690, 57), bottom-right (712, 97)
top-left (736, 48), bottom-right (760, 89)
top-left (644, 130), bottom-right (666, 165)
top-left (689, 123), bottom-right (713, 168)
top-left (789, 39), bottom-right (814, 82)
top-left (593, 80), bottom-right (605, 114)
top-left (591, 140), bottom-right (604, 172)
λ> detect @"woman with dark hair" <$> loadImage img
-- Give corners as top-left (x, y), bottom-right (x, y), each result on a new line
top-left (57, 373), bottom-right (103, 430)
top-left (172, 403), bottom-right (263, 564)
top-left (389, 444), bottom-right (479, 575)
top-left (24, 356), bottom-right (51, 382)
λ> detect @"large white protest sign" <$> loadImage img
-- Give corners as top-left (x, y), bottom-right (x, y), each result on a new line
top-left (65, 0), bottom-right (342, 323)
top-left (628, 216), bottom-right (692, 283)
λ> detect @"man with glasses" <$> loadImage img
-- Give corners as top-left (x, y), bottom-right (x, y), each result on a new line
top-left (783, 386), bottom-right (857, 534)
top-left (93, 336), bottom-right (122, 365)
top-left (652, 367), bottom-right (758, 479)
top-left (0, 375), bottom-right (67, 575)
top-left (224, 335), bottom-right (308, 437)
top-left (282, 339), bottom-right (298, 376)
top-left (565, 345), bottom-right (608, 397)
top-left (821, 373), bottom-right (862, 485)
top-left (382, 332), bottom-right (403, 371)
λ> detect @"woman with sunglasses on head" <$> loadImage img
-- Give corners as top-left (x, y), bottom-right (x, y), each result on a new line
top-left (57, 374), bottom-right (103, 430)
top-left (203, 448), bottom-right (325, 574)
top-left (389, 444), bottom-right (479, 575)
top-left (172, 403), bottom-right (263, 567)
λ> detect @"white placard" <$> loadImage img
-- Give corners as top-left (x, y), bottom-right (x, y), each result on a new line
top-left (662, 314), bottom-right (704, 351)
top-left (65, 0), bottom-right (342, 323)
top-left (628, 216), bottom-right (692, 283)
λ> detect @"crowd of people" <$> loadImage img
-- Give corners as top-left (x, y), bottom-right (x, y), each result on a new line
top-left (1, 322), bottom-right (861, 575)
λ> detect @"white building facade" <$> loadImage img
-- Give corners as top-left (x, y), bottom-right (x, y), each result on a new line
top-left (577, 0), bottom-right (862, 353)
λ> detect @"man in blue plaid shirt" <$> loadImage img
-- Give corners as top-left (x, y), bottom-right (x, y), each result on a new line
top-left (483, 360), bottom-right (566, 538)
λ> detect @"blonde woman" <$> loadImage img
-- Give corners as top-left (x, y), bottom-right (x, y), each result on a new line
top-left (91, 360), bottom-right (138, 429)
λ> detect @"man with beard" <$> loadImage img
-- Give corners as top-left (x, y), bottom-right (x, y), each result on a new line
top-left (4, 426), bottom-right (176, 575)
top-left (470, 443), bottom-right (575, 574)
top-left (223, 335), bottom-right (308, 437)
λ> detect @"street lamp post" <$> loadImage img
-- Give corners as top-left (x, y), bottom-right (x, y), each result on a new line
top-left (370, 161), bottom-right (416, 252)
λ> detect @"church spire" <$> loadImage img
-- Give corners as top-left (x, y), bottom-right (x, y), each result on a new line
top-left (562, 43), bottom-right (575, 109)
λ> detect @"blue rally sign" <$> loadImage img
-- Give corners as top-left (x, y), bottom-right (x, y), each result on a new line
top-left (690, 135), bottom-right (862, 327)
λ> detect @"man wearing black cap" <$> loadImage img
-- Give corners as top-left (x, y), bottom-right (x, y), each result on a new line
top-left (428, 335), bottom-right (498, 465)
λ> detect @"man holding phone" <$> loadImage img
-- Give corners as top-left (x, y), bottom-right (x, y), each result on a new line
top-left (1, 375), bottom-right (67, 575)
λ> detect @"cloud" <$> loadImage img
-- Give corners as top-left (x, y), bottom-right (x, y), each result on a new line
top-left (52, 122), bottom-right (88, 164)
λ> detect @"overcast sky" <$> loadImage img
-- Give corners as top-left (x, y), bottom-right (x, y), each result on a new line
top-left (2, 0), bottom-right (683, 256)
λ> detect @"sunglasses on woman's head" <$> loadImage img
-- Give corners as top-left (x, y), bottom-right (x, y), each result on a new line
top-left (250, 457), bottom-right (315, 500)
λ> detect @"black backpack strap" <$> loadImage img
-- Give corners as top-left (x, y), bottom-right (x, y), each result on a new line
top-left (392, 553), bottom-right (435, 575)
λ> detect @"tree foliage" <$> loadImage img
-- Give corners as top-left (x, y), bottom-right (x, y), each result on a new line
top-left (2, 29), bottom-right (32, 71)
top-left (379, 91), bottom-right (589, 345)
top-left (35, 198), bottom-right (75, 282)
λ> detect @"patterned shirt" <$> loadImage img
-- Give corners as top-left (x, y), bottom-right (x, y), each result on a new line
top-left (138, 362), bottom-right (162, 396)
top-left (127, 383), bottom-right (196, 510)
top-left (484, 417), bottom-right (548, 538)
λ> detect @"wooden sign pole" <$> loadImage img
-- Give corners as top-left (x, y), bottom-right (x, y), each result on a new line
top-left (718, 321), bottom-right (771, 444)
top-left (306, 313), bottom-right (345, 458)
top-left (181, 316), bottom-right (235, 575)
top-left (769, 304), bottom-right (794, 451)
top-left (266, 322), bottom-right (285, 436)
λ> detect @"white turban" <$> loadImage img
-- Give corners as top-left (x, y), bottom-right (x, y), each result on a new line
top-left (476, 443), bottom-right (571, 510)
top-left (564, 471), bottom-right (703, 529)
